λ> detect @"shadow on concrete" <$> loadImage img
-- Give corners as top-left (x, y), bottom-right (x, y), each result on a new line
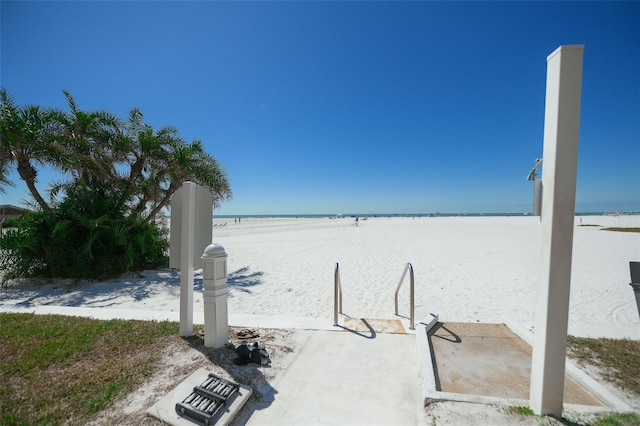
top-left (430, 322), bottom-right (462, 344)
top-left (335, 317), bottom-right (377, 339)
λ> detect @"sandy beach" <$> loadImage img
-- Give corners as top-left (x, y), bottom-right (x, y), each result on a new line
top-left (2, 215), bottom-right (639, 424)
top-left (2, 215), bottom-right (639, 338)
top-left (215, 214), bottom-right (640, 339)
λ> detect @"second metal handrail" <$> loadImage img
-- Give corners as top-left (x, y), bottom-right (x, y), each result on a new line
top-left (394, 263), bottom-right (415, 330)
top-left (335, 262), bottom-right (414, 330)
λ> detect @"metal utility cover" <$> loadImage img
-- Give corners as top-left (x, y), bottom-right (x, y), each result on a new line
top-left (147, 368), bottom-right (252, 426)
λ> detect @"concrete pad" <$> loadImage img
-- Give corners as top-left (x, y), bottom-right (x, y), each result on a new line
top-left (246, 330), bottom-right (421, 425)
top-left (427, 322), bottom-right (601, 405)
top-left (147, 368), bottom-right (252, 426)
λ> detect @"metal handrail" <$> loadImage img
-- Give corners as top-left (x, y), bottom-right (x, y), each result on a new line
top-left (394, 263), bottom-right (415, 330)
top-left (334, 262), bottom-right (343, 326)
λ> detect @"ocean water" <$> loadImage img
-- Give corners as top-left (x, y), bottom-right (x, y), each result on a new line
top-left (209, 211), bottom-right (632, 219)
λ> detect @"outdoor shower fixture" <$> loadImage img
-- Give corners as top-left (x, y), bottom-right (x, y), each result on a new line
top-left (527, 158), bottom-right (543, 181)
top-left (527, 158), bottom-right (543, 216)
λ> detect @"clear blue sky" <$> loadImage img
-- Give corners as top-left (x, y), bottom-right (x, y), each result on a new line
top-left (1, 1), bottom-right (638, 215)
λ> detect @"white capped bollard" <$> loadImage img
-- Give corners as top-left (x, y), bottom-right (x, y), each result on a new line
top-left (202, 243), bottom-right (229, 348)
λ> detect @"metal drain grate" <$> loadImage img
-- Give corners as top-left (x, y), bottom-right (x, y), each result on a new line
top-left (175, 373), bottom-right (240, 425)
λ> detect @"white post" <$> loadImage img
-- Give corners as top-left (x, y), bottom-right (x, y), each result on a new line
top-left (533, 179), bottom-right (543, 216)
top-left (169, 184), bottom-right (213, 270)
top-left (530, 45), bottom-right (584, 416)
top-left (179, 182), bottom-right (196, 337)
top-left (202, 244), bottom-right (229, 348)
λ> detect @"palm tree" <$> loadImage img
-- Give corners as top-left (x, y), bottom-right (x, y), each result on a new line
top-left (120, 109), bottom-right (176, 205)
top-left (0, 89), bottom-right (59, 214)
top-left (114, 108), bottom-right (231, 224)
top-left (47, 90), bottom-right (122, 189)
top-left (2, 89), bottom-right (233, 280)
top-left (140, 138), bottom-right (231, 224)
top-left (0, 139), bottom-right (13, 194)
top-left (2, 89), bottom-right (232, 224)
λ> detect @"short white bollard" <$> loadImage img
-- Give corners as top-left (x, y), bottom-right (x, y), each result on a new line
top-left (201, 243), bottom-right (229, 348)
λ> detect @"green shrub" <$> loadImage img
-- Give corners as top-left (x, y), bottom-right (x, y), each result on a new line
top-left (1, 89), bottom-right (230, 283)
top-left (1, 217), bottom-right (19, 228)
top-left (0, 185), bottom-right (168, 283)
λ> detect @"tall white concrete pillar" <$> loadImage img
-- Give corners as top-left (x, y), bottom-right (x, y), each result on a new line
top-left (530, 45), bottom-right (584, 416)
top-left (202, 243), bottom-right (229, 348)
top-left (179, 181), bottom-right (196, 337)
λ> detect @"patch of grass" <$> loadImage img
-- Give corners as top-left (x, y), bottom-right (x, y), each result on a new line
top-left (601, 227), bottom-right (640, 233)
top-left (2, 313), bottom-right (639, 425)
top-left (567, 336), bottom-right (640, 397)
top-left (590, 412), bottom-right (640, 426)
top-left (499, 405), bottom-right (537, 416)
top-left (498, 338), bottom-right (640, 425)
top-left (0, 313), bottom-right (178, 425)
top-left (563, 411), bottom-right (640, 426)
top-left (499, 405), bottom-right (640, 425)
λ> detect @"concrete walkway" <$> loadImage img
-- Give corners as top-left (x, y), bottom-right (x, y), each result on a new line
top-left (246, 327), bottom-right (422, 426)
top-left (2, 303), bottom-right (631, 422)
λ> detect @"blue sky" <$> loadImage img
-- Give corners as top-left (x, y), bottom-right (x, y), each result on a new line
top-left (1, 1), bottom-right (638, 215)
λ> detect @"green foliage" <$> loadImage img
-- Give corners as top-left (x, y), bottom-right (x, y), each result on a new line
top-left (1, 217), bottom-right (18, 228)
top-left (589, 412), bottom-right (640, 426)
top-left (1, 88), bottom-right (229, 281)
top-left (601, 227), bottom-right (640, 233)
top-left (562, 411), bottom-right (640, 426)
top-left (499, 405), bottom-right (536, 416)
top-left (0, 184), bottom-right (168, 282)
top-left (1, 88), bottom-right (232, 223)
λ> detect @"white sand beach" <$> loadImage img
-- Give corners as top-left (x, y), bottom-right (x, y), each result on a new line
top-left (214, 214), bottom-right (640, 339)
top-left (1, 215), bottom-right (639, 424)
top-left (3, 215), bottom-right (637, 338)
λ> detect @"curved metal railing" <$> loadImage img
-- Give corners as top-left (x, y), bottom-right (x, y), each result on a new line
top-left (334, 262), bottom-right (415, 330)
top-left (394, 263), bottom-right (415, 330)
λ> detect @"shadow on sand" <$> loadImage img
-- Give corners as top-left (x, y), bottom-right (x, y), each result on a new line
top-left (1, 266), bottom-right (266, 310)
top-left (227, 267), bottom-right (264, 295)
top-left (6, 270), bottom-right (183, 309)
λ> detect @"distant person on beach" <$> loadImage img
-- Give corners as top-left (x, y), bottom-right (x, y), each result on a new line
top-left (355, 216), bottom-right (359, 226)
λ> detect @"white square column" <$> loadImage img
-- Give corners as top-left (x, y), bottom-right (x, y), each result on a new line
top-left (530, 45), bottom-right (584, 416)
top-left (170, 184), bottom-right (213, 270)
top-left (171, 182), bottom-right (213, 337)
